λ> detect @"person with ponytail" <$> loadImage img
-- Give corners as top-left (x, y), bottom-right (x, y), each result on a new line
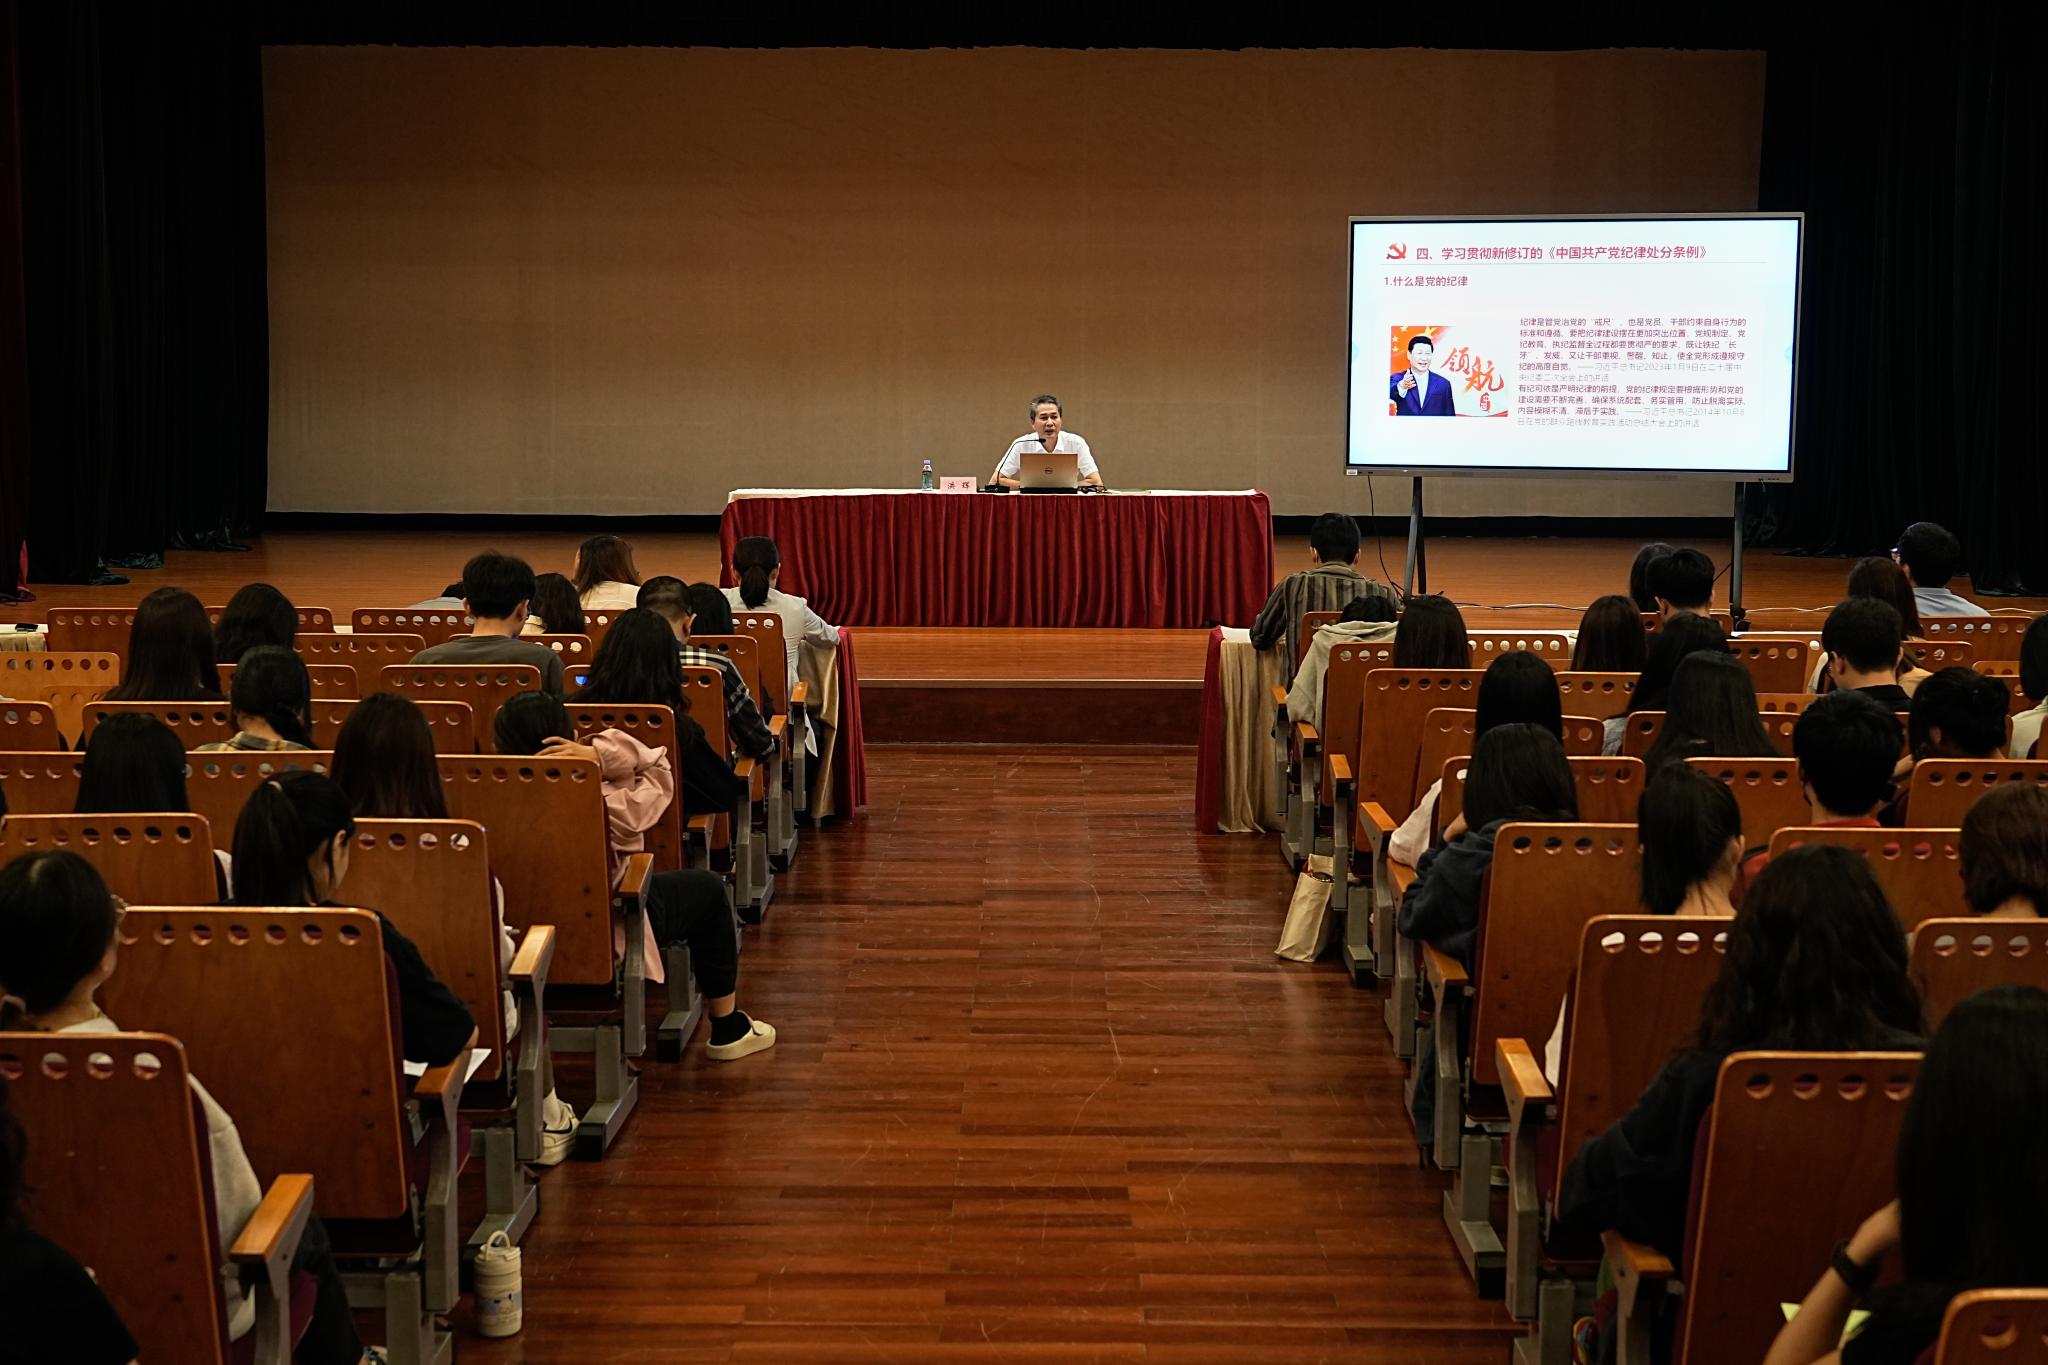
top-left (722, 535), bottom-right (838, 693)
top-left (0, 850), bottom-right (366, 1363)
top-left (572, 534), bottom-right (643, 611)
top-left (230, 771), bottom-right (475, 1068)
top-left (192, 645), bottom-right (313, 752)
top-left (493, 690), bottom-right (777, 1061)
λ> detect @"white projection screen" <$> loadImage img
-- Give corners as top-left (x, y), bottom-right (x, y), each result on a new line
top-left (1346, 213), bottom-right (1802, 480)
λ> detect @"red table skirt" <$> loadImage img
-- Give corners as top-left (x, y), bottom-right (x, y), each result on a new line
top-left (719, 492), bottom-right (1273, 628)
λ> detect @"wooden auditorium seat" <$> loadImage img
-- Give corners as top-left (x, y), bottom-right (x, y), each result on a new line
top-left (1437, 756), bottom-right (1646, 837)
top-left (1907, 638), bottom-right (1978, 671)
top-left (1294, 609), bottom-right (1342, 666)
top-left (0, 650), bottom-right (119, 742)
top-left (45, 607), bottom-right (139, 656)
top-left (351, 608), bottom-right (473, 643)
top-left (300, 632), bottom-right (427, 667)
top-left (1932, 1289), bottom-right (2048, 1364)
top-left (380, 663), bottom-right (542, 751)
top-left (1686, 756), bottom-right (1810, 852)
top-left (208, 605), bottom-right (334, 634)
top-left (1270, 637), bottom-right (1396, 873)
top-left (1467, 631), bottom-right (1574, 666)
top-left (0, 750), bottom-right (82, 811)
top-left (0, 1031), bottom-right (315, 1365)
top-left (1603, 1051), bottom-right (1921, 1365)
top-left (1970, 660), bottom-right (2037, 717)
top-left (185, 750), bottom-right (332, 847)
top-left (731, 608), bottom-right (812, 821)
top-left (1411, 711), bottom-right (1610, 828)
top-left (692, 631), bottom-right (798, 868)
top-left (344, 818), bottom-right (555, 1249)
top-left (1726, 636), bottom-right (1812, 694)
top-left (529, 632), bottom-right (595, 663)
top-left (1922, 614), bottom-right (2032, 661)
top-left (0, 812), bottom-right (219, 904)
top-left (1756, 691), bottom-right (1819, 714)
top-left (1905, 759), bottom-right (2048, 828)
top-left (1910, 918), bottom-right (2048, 1031)
top-left (0, 698), bottom-right (66, 750)
top-left (310, 698), bottom-right (475, 751)
top-left (1767, 827), bottom-right (1967, 928)
top-left (105, 907), bottom-right (470, 1365)
top-left (1554, 672), bottom-right (1636, 721)
top-left (682, 664), bottom-right (772, 921)
top-left (1417, 822), bottom-right (1643, 1288)
top-left (1619, 711), bottom-right (1794, 760)
top-left (1497, 916), bottom-right (1729, 1347)
top-left (1643, 611), bottom-right (1734, 634)
top-left (82, 699), bottom-right (236, 749)
top-left (221, 661), bottom-right (358, 698)
top-left (435, 753), bottom-right (654, 1155)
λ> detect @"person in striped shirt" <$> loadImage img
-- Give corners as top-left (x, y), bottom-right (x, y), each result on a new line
top-left (1249, 512), bottom-right (1398, 666)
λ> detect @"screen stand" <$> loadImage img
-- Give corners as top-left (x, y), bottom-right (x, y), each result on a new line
top-left (1402, 477), bottom-right (1427, 598)
top-left (1729, 482), bottom-right (1747, 626)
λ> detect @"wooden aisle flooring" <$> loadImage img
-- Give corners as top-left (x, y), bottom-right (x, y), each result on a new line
top-left (465, 745), bottom-right (1515, 1362)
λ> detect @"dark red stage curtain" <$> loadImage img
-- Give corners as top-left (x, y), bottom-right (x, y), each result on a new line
top-left (719, 494), bottom-right (1273, 630)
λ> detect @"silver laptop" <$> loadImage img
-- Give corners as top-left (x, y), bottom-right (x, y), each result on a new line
top-left (1015, 449), bottom-right (1080, 491)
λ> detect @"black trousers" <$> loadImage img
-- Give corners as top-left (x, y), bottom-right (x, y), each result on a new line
top-left (277, 1212), bottom-right (361, 1364)
top-left (644, 869), bottom-right (740, 998)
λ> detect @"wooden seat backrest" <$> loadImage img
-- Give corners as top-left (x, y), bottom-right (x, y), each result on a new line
top-left (1355, 669), bottom-right (1485, 820)
top-left (1673, 1051), bottom-right (1921, 1365)
top-left (351, 608), bottom-right (473, 643)
top-left (0, 699), bottom-right (66, 750)
top-left (311, 697), bottom-right (474, 752)
top-left (1734, 609), bottom-right (1829, 636)
top-left (1969, 662), bottom-right (2037, 715)
top-left (1294, 610), bottom-right (1343, 665)
top-left (1910, 918), bottom-right (2048, 1032)
top-left (345, 818), bottom-right (507, 1082)
top-left (1626, 711), bottom-right (1791, 759)
top-left (220, 661), bottom-right (358, 699)
top-left (1756, 692), bottom-right (1818, 715)
top-left (1906, 759), bottom-right (2048, 828)
top-left (582, 610), bottom-right (620, 650)
top-left (0, 750), bottom-right (83, 811)
top-left (207, 605), bottom-right (334, 633)
top-left (436, 755), bottom-right (613, 986)
top-left (1313, 642), bottom-right (1401, 800)
top-left (1922, 615), bottom-right (2031, 662)
top-left (732, 610), bottom-right (794, 704)
top-left (186, 750), bottom-right (332, 847)
top-left (1907, 638), bottom-right (1977, 670)
top-left (1684, 756), bottom-right (1808, 850)
top-left (381, 664), bottom-right (542, 750)
top-left (1413, 709), bottom-right (1477, 808)
top-left (1467, 632), bottom-right (1573, 667)
top-left (1440, 757), bottom-right (1646, 833)
top-left (692, 634), bottom-right (774, 716)
top-left (1555, 672), bottom-right (1636, 721)
top-left (564, 704), bottom-right (684, 871)
top-left (1728, 637), bottom-right (1811, 694)
top-left (1767, 827), bottom-right (1967, 929)
top-left (301, 632), bottom-right (428, 665)
top-left (107, 907), bottom-right (411, 1219)
top-left (45, 608), bottom-right (138, 656)
top-left (680, 668), bottom-right (741, 842)
top-left (83, 700), bottom-right (235, 749)
top-left (1552, 916), bottom-right (1728, 1206)
top-left (1644, 611), bottom-right (1734, 633)
top-left (530, 633), bottom-right (595, 663)
top-left (1, 1031), bottom-right (228, 1360)
top-left (0, 813), bottom-right (218, 904)
top-left (1466, 822), bottom-right (1643, 1089)
top-left (1933, 1289), bottom-right (2048, 1364)
top-left (0, 651), bottom-right (119, 740)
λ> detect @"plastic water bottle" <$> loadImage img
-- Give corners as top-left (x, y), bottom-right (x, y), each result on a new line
top-left (920, 459), bottom-right (934, 491)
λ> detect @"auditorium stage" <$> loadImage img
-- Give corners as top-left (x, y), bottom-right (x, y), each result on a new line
top-left (8, 529), bottom-right (2040, 746)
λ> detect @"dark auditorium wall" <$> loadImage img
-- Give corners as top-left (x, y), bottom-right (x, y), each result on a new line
top-left (263, 45), bottom-right (1764, 519)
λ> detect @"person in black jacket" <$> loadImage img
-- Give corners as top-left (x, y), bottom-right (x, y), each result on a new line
top-left (230, 770), bottom-right (476, 1067)
top-left (571, 607), bottom-right (749, 817)
top-left (1559, 845), bottom-right (1924, 1267)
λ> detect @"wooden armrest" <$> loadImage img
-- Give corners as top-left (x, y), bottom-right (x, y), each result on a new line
top-left (734, 757), bottom-right (757, 782)
top-left (227, 1172), bottom-right (314, 1273)
top-left (1328, 754), bottom-right (1352, 789)
top-left (412, 1026), bottom-right (481, 1102)
top-left (767, 715), bottom-right (787, 740)
top-left (508, 923), bottom-right (555, 984)
top-left (1269, 684), bottom-right (1291, 711)
top-left (1601, 1229), bottom-right (1676, 1288)
top-left (612, 850), bottom-right (654, 898)
top-left (1360, 801), bottom-right (1398, 836)
top-left (686, 813), bottom-right (716, 836)
top-left (1386, 857), bottom-right (1418, 898)
top-left (789, 680), bottom-right (812, 710)
top-left (1496, 1037), bottom-right (1553, 1118)
top-left (1293, 720), bottom-right (1320, 753)
top-left (1421, 942), bottom-right (1469, 993)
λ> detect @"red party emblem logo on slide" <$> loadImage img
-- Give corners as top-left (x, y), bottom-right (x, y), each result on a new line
top-left (1385, 242), bottom-right (1408, 260)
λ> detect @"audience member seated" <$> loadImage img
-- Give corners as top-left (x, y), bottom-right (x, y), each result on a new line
top-left (77, 712), bottom-right (233, 896)
top-left (406, 581), bottom-right (467, 610)
top-left (1740, 689), bottom-right (1902, 884)
top-left (1605, 612), bottom-right (1729, 755)
top-left (229, 771), bottom-right (475, 1068)
top-left (687, 582), bottom-right (736, 638)
top-left (566, 609), bottom-right (749, 816)
top-left (1883, 665), bottom-right (2009, 824)
top-left (329, 692), bottom-right (580, 1163)
top-left (492, 691), bottom-right (777, 1061)
top-left (1542, 764), bottom-right (1744, 1081)
top-left (726, 535), bottom-right (840, 692)
top-left (212, 581), bottom-right (298, 665)
top-left (2011, 614), bottom-right (2048, 758)
top-left (0, 850), bottom-right (366, 1363)
top-left (522, 570), bottom-right (586, 637)
top-left (1389, 651), bottom-right (1562, 864)
top-left (637, 575), bottom-right (775, 760)
top-left (1815, 557), bottom-right (1932, 695)
top-left (191, 645), bottom-right (314, 753)
top-left (1628, 542), bottom-right (1677, 614)
top-left (1959, 783), bottom-right (2048, 919)
top-left (1250, 512), bottom-right (1399, 664)
top-left (411, 551), bottom-right (566, 696)
top-left (1894, 520), bottom-right (1988, 618)
top-left (1284, 594), bottom-right (1399, 725)
top-left (572, 534), bottom-right (643, 611)
top-left (1765, 986), bottom-right (2047, 1365)
top-left (101, 586), bottom-right (224, 704)
top-left (1389, 592), bottom-right (1472, 670)
top-left (1571, 593), bottom-right (1648, 673)
top-left (1644, 546), bottom-right (1715, 622)
top-left (1558, 845), bottom-right (1923, 1271)
top-left (0, 1070), bottom-right (139, 1365)
top-left (1641, 651), bottom-right (1781, 774)
top-left (1819, 597), bottom-right (1912, 709)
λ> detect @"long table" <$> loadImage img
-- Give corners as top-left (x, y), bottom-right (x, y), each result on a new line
top-left (720, 489), bottom-right (1272, 629)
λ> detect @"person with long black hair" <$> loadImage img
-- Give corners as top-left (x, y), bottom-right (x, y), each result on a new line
top-left (524, 570), bottom-right (586, 637)
top-left (192, 645), bottom-right (313, 752)
top-left (1765, 986), bottom-right (2048, 1365)
top-left (1389, 651), bottom-right (1563, 865)
top-left (212, 582), bottom-right (298, 665)
top-left (1571, 593), bottom-right (1649, 674)
top-left (1606, 612), bottom-right (1729, 755)
top-left (1640, 651), bottom-right (1781, 774)
top-left (723, 535), bottom-right (839, 693)
top-left (2007, 614), bottom-right (2048, 758)
top-left (77, 712), bottom-right (233, 896)
top-left (101, 586), bottom-right (222, 703)
top-left (569, 608), bottom-right (748, 816)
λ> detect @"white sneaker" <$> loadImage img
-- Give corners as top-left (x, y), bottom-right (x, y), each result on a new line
top-left (535, 1089), bottom-right (578, 1166)
top-left (705, 1018), bottom-right (777, 1061)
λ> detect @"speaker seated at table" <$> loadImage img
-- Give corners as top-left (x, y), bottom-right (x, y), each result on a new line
top-left (991, 393), bottom-right (1101, 489)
